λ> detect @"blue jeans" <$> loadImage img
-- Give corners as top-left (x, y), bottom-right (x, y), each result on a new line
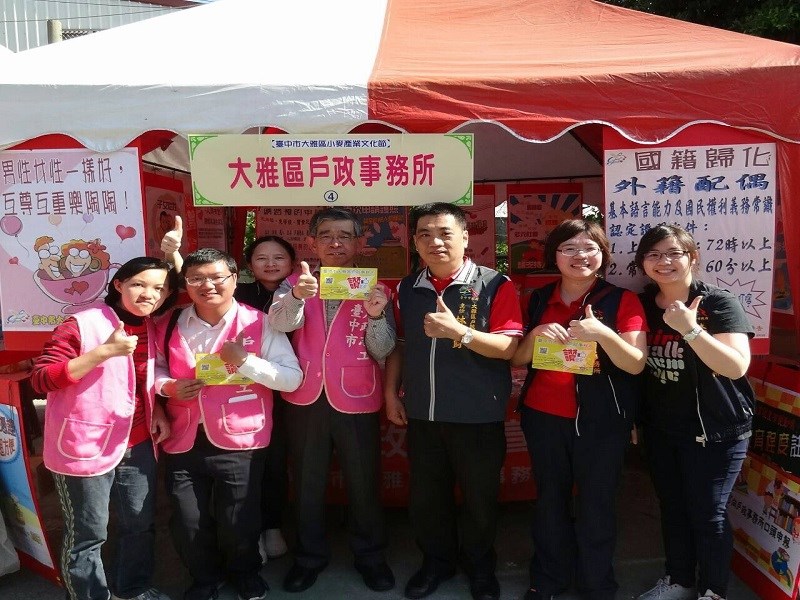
top-left (643, 427), bottom-right (748, 597)
top-left (52, 441), bottom-right (158, 600)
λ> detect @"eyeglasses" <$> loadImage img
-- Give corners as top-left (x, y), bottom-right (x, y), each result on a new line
top-left (315, 233), bottom-right (356, 245)
top-left (556, 246), bottom-right (601, 257)
top-left (184, 274), bottom-right (234, 287)
top-left (643, 250), bottom-right (689, 262)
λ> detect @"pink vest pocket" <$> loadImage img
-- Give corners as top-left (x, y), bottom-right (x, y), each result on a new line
top-left (57, 418), bottom-right (113, 461)
top-left (340, 365), bottom-right (378, 398)
top-left (164, 400), bottom-right (194, 443)
top-left (221, 397), bottom-right (267, 435)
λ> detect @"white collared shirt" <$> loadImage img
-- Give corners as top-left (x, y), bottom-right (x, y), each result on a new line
top-left (154, 300), bottom-right (302, 397)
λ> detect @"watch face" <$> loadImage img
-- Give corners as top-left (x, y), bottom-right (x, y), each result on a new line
top-left (462, 329), bottom-right (474, 344)
top-left (685, 326), bottom-right (702, 340)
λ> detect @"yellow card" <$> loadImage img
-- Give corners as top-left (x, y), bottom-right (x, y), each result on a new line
top-left (319, 267), bottom-right (378, 300)
top-left (195, 353), bottom-right (254, 385)
top-left (531, 336), bottom-right (598, 375)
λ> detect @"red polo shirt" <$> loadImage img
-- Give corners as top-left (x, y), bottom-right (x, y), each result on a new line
top-left (523, 282), bottom-right (646, 418)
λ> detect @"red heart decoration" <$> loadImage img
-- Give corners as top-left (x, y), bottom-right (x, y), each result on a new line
top-left (72, 281), bottom-right (90, 295)
top-left (8, 257), bottom-right (18, 264)
top-left (116, 225), bottom-right (136, 241)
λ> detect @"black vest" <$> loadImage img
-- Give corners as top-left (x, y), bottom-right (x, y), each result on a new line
top-left (518, 279), bottom-right (640, 427)
top-left (398, 263), bottom-right (512, 423)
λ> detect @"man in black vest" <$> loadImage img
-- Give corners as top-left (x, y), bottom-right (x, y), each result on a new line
top-left (385, 203), bottom-right (523, 600)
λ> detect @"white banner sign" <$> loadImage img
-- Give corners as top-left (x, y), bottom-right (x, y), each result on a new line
top-left (189, 134), bottom-right (474, 207)
top-left (604, 142), bottom-right (776, 343)
top-left (0, 148), bottom-right (145, 332)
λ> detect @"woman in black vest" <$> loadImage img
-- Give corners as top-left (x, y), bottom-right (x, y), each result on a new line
top-left (634, 225), bottom-right (753, 600)
top-left (235, 235), bottom-right (297, 562)
top-left (512, 219), bottom-right (647, 600)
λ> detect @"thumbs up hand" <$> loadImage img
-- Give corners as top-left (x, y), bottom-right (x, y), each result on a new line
top-left (160, 215), bottom-right (183, 254)
top-left (423, 295), bottom-right (462, 339)
top-left (663, 295), bottom-right (703, 334)
top-left (567, 304), bottom-right (607, 342)
top-left (220, 331), bottom-right (247, 368)
top-left (291, 261), bottom-right (318, 299)
top-left (103, 322), bottom-right (138, 357)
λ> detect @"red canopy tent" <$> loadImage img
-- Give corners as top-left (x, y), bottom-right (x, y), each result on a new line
top-left (367, 0), bottom-right (800, 339)
top-left (2, 0), bottom-right (799, 339)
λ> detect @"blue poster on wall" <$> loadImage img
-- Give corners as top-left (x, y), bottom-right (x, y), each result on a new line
top-left (0, 403), bottom-right (54, 569)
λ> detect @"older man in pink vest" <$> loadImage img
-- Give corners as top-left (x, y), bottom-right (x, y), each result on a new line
top-left (155, 248), bottom-right (302, 600)
top-left (269, 207), bottom-right (396, 594)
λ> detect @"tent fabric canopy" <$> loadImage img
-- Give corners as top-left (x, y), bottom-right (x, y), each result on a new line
top-left (1, 0), bottom-right (800, 339)
top-left (1, 0), bottom-right (798, 150)
top-left (371, 0), bottom-right (800, 144)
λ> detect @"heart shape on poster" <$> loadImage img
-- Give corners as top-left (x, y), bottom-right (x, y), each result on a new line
top-left (72, 281), bottom-right (90, 295)
top-left (8, 257), bottom-right (18, 264)
top-left (116, 225), bottom-right (136, 241)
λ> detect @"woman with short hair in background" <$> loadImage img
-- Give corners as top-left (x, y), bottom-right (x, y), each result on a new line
top-left (235, 235), bottom-right (297, 561)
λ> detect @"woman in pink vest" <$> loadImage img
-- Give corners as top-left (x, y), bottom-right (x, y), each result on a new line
top-left (31, 257), bottom-right (179, 600)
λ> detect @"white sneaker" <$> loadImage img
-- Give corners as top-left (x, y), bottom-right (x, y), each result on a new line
top-left (637, 576), bottom-right (695, 600)
top-left (698, 589), bottom-right (725, 600)
top-left (259, 528), bottom-right (288, 562)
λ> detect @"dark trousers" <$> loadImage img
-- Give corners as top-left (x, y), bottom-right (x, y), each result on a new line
top-left (643, 426), bottom-right (748, 597)
top-left (284, 396), bottom-right (386, 568)
top-left (521, 407), bottom-right (629, 600)
top-left (164, 429), bottom-right (266, 588)
top-left (406, 418), bottom-right (506, 579)
top-left (261, 396), bottom-right (288, 531)
top-left (53, 440), bottom-right (157, 600)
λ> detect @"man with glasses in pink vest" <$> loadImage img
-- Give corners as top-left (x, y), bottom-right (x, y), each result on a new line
top-left (155, 248), bottom-right (302, 600)
top-left (269, 208), bottom-right (396, 594)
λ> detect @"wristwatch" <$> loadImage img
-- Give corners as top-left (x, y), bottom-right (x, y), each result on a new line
top-left (460, 328), bottom-right (474, 345)
top-left (683, 325), bottom-right (703, 341)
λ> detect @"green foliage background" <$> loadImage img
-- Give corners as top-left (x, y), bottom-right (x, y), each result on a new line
top-left (600, 0), bottom-right (799, 43)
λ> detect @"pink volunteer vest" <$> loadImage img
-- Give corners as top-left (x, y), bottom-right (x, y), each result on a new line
top-left (43, 305), bottom-right (158, 477)
top-left (159, 303), bottom-right (273, 453)
top-left (281, 273), bottom-right (382, 414)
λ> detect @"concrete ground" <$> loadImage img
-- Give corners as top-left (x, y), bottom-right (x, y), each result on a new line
top-left (0, 446), bottom-right (758, 600)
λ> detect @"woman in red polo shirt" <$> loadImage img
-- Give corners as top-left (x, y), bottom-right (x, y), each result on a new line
top-left (512, 219), bottom-right (647, 600)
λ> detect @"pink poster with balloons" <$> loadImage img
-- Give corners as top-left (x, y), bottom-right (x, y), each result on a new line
top-left (0, 148), bottom-right (145, 333)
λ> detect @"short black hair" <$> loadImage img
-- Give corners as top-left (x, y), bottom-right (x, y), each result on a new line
top-left (181, 248), bottom-right (239, 277)
top-left (409, 203), bottom-right (467, 233)
top-left (105, 256), bottom-right (179, 316)
top-left (308, 208), bottom-right (362, 237)
top-left (244, 235), bottom-right (296, 264)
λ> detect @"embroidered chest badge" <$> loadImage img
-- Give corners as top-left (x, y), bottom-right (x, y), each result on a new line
top-left (454, 286), bottom-right (480, 348)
